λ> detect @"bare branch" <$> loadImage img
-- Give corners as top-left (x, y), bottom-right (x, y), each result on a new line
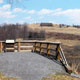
top-left (7, 0), bottom-right (28, 8)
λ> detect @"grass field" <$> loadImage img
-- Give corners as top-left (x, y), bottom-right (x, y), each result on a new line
top-left (28, 24), bottom-right (80, 35)
top-left (28, 24), bottom-right (80, 46)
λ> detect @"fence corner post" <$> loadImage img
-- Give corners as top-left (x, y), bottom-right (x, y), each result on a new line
top-left (56, 44), bottom-right (61, 60)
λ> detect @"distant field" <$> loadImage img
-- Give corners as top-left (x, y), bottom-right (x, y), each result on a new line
top-left (28, 24), bottom-right (80, 46)
top-left (28, 24), bottom-right (80, 35)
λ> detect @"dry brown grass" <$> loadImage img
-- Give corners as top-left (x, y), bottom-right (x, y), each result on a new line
top-left (45, 37), bottom-right (80, 46)
top-left (42, 74), bottom-right (80, 80)
top-left (28, 24), bottom-right (80, 35)
top-left (0, 72), bottom-right (18, 80)
top-left (29, 24), bottom-right (80, 74)
top-left (28, 24), bottom-right (80, 46)
top-left (71, 63), bottom-right (80, 74)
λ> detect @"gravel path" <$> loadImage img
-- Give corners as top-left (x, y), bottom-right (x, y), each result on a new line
top-left (0, 52), bottom-right (66, 80)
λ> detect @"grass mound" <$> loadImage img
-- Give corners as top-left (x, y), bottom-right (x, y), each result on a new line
top-left (42, 74), bottom-right (80, 80)
top-left (0, 72), bottom-right (18, 80)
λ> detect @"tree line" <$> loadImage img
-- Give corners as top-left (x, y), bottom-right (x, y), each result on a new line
top-left (0, 24), bottom-right (45, 40)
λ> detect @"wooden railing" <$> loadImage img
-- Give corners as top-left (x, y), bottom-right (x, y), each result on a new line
top-left (0, 40), bottom-right (72, 73)
top-left (32, 41), bottom-right (72, 73)
top-left (0, 41), bottom-right (3, 52)
top-left (16, 41), bottom-right (36, 52)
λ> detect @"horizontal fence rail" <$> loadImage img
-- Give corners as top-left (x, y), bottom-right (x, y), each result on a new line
top-left (0, 40), bottom-right (72, 74)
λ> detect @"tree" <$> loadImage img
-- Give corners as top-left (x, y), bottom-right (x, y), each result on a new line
top-left (6, 0), bottom-right (28, 8)
top-left (7, 0), bottom-right (28, 5)
top-left (7, 0), bottom-right (21, 4)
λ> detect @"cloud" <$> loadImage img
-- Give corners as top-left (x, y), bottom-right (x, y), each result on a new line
top-left (37, 8), bottom-right (80, 22)
top-left (37, 8), bottom-right (80, 24)
top-left (0, 0), bottom-right (3, 3)
top-left (48, 21), bottom-right (56, 24)
top-left (17, 20), bottom-right (25, 24)
top-left (25, 16), bottom-right (34, 21)
top-left (38, 9), bottom-right (53, 15)
top-left (38, 8), bottom-right (62, 15)
top-left (27, 10), bottom-right (35, 14)
top-left (53, 9), bottom-right (80, 24)
top-left (0, 4), bottom-right (80, 25)
top-left (24, 16), bottom-right (36, 23)
top-left (0, 11), bottom-right (16, 18)
top-left (0, 4), bottom-right (16, 18)
top-left (3, 20), bottom-right (13, 24)
top-left (0, 4), bottom-right (35, 19)
top-left (0, 4), bottom-right (11, 10)
top-left (13, 8), bottom-right (35, 14)
top-left (13, 8), bottom-right (23, 12)
top-left (53, 9), bottom-right (80, 16)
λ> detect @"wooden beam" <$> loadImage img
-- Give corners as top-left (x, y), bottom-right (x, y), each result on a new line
top-left (0, 42), bottom-right (2, 53)
top-left (34, 42), bottom-right (37, 52)
top-left (40, 43), bottom-right (42, 54)
top-left (18, 42), bottom-right (20, 52)
top-left (57, 53), bottom-right (61, 60)
top-left (47, 43), bottom-right (50, 55)
top-left (56, 44), bottom-right (61, 60)
top-left (57, 46), bottom-right (61, 60)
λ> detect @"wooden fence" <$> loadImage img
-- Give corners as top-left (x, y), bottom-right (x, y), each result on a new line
top-left (32, 41), bottom-right (72, 73)
top-left (0, 40), bottom-right (72, 74)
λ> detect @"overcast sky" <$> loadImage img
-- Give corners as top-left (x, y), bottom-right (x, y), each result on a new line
top-left (0, 0), bottom-right (80, 25)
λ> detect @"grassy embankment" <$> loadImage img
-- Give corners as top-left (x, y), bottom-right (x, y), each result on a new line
top-left (0, 72), bottom-right (18, 80)
top-left (42, 74), bottom-right (80, 80)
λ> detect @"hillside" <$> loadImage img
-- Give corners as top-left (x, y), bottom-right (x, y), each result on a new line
top-left (28, 23), bottom-right (80, 73)
top-left (28, 24), bottom-right (80, 35)
top-left (0, 23), bottom-right (80, 73)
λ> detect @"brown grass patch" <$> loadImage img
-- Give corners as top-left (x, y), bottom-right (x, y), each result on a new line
top-left (71, 63), bottom-right (80, 74)
top-left (0, 72), bottom-right (18, 80)
top-left (46, 38), bottom-right (80, 46)
top-left (42, 74), bottom-right (80, 80)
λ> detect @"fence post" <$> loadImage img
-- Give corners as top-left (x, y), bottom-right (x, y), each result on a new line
top-left (0, 42), bottom-right (2, 53)
top-left (56, 44), bottom-right (61, 60)
top-left (47, 43), bottom-right (50, 55)
top-left (18, 42), bottom-right (20, 52)
top-left (40, 43), bottom-right (42, 53)
top-left (34, 42), bottom-right (37, 52)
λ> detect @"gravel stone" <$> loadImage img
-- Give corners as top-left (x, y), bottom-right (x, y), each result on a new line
top-left (0, 52), bottom-right (66, 80)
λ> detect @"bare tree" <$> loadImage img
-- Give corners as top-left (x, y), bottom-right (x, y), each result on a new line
top-left (6, 0), bottom-right (28, 8)
top-left (7, 0), bottom-right (21, 4)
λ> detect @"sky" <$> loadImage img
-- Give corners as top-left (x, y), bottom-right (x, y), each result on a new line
top-left (0, 0), bottom-right (80, 25)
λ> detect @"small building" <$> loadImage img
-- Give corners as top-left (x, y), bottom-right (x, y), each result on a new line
top-left (40, 23), bottom-right (53, 27)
